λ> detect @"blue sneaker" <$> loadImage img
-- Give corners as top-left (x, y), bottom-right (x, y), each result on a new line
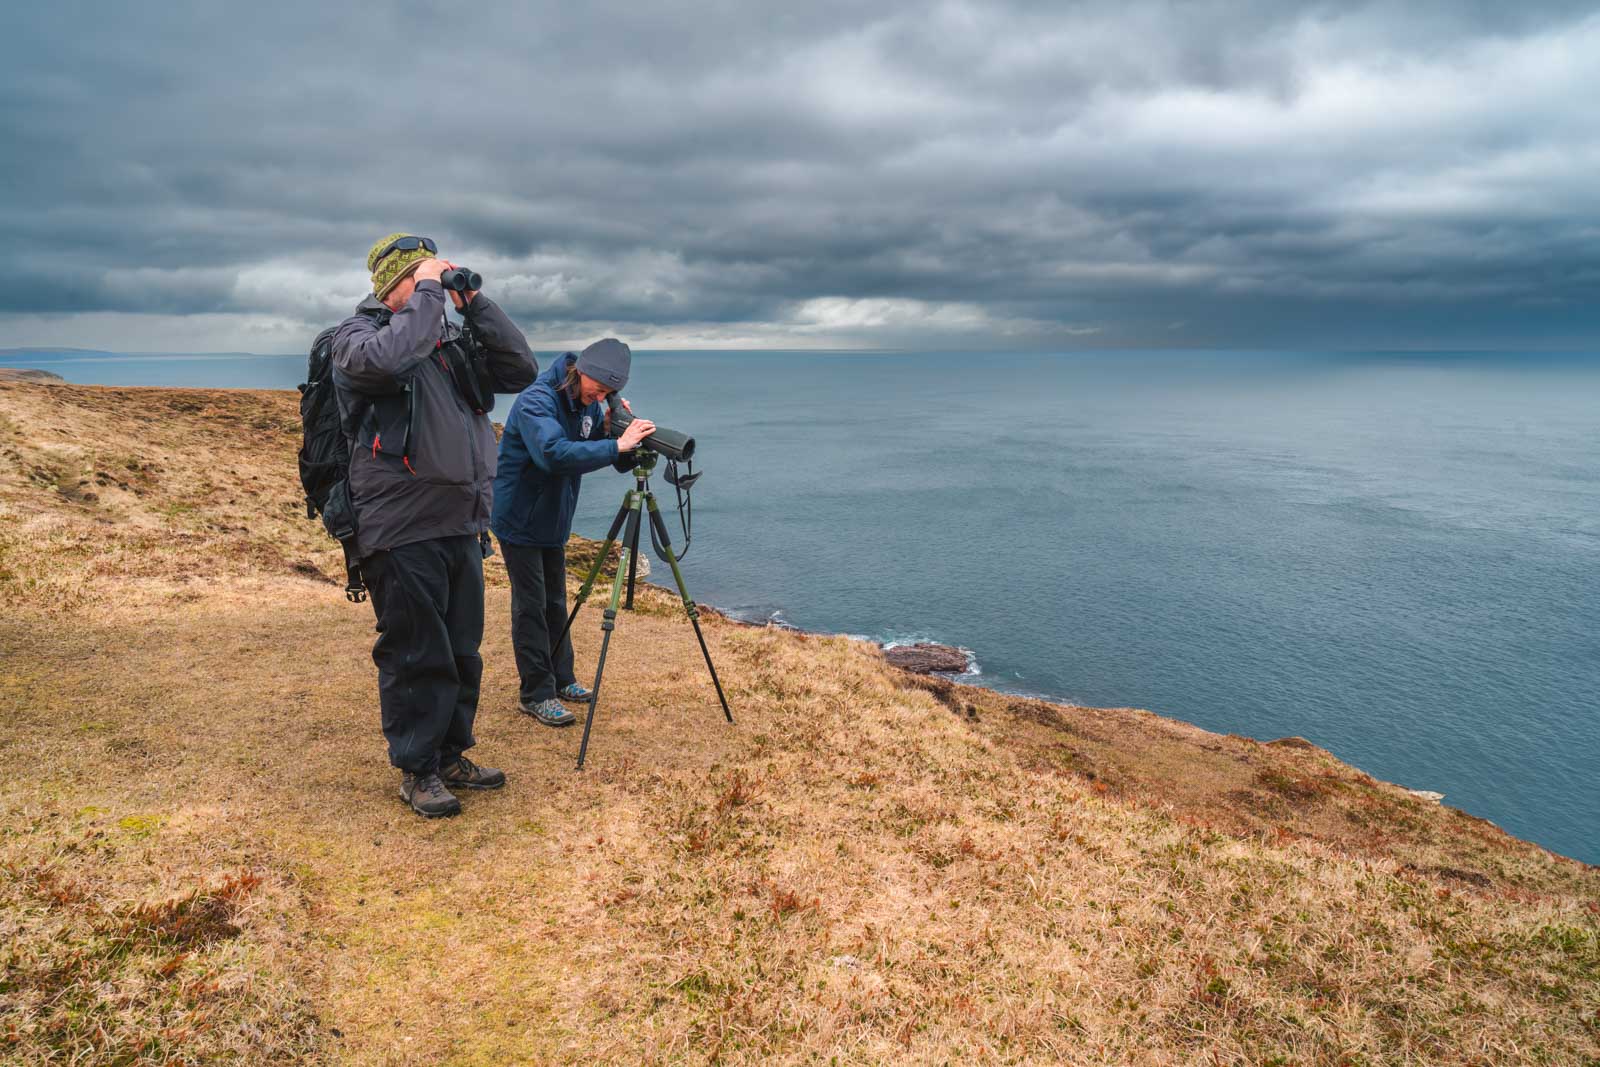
top-left (558, 682), bottom-right (593, 702)
top-left (520, 698), bottom-right (575, 727)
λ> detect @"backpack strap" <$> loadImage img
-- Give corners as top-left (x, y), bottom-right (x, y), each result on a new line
top-left (318, 480), bottom-right (367, 602)
top-left (341, 541), bottom-right (367, 603)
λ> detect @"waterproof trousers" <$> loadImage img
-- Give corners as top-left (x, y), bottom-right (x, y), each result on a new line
top-left (500, 540), bottom-right (576, 705)
top-left (363, 534), bottom-right (484, 774)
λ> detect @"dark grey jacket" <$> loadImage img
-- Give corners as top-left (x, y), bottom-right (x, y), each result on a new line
top-left (331, 280), bottom-right (538, 556)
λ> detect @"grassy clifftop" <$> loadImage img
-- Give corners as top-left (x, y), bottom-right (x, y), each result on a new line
top-left (1, 380), bottom-right (1595, 1065)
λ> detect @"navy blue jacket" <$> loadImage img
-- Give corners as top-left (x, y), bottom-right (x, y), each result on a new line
top-left (491, 353), bottom-right (636, 548)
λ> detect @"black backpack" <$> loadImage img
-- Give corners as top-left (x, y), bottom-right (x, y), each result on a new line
top-left (297, 326), bottom-right (367, 602)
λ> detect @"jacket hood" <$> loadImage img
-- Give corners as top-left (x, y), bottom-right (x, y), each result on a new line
top-left (537, 351), bottom-right (577, 389)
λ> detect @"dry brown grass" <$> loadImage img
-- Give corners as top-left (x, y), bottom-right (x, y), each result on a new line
top-left (1, 380), bottom-right (1597, 1065)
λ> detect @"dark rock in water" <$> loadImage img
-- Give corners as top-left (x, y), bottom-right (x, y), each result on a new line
top-left (883, 642), bottom-right (968, 674)
top-left (0, 368), bottom-right (65, 382)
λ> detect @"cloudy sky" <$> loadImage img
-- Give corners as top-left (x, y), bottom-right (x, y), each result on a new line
top-left (4, 1), bottom-right (1599, 352)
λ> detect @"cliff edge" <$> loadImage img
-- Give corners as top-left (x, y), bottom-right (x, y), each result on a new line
top-left (1, 380), bottom-right (1595, 1065)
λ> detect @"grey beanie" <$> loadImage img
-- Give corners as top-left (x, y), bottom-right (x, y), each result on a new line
top-left (575, 338), bottom-right (632, 391)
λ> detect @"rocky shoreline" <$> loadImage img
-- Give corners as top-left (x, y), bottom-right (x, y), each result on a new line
top-left (686, 597), bottom-right (974, 676)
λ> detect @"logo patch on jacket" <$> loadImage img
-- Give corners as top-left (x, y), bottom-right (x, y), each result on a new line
top-left (581, 414), bottom-right (593, 438)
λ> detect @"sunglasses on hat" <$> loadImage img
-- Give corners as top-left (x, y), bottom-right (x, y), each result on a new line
top-left (375, 235), bottom-right (437, 262)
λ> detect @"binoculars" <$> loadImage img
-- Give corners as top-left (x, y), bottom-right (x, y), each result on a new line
top-left (439, 266), bottom-right (482, 292)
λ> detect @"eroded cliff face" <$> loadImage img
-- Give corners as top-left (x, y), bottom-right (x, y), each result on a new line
top-left (2, 379), bottom-right (1596, 1066)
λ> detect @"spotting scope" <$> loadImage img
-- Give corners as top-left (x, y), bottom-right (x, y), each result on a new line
top-left (607, 395), bottom-right (695, 462)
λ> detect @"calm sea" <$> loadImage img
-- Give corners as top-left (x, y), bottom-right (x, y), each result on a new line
top-left (8, 347), bottom-right (1597, 864)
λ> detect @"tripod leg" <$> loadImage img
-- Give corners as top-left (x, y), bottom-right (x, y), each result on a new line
top-left (576, 495), bottom-right (642, 770)
top-left (553, 497), bottom-right (631, 660)
top-left (624, 505), bottom-right (642, 611)
top-left (645, 492), bottom-right (734, 723)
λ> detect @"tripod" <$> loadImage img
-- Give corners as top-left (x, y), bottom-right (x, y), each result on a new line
top-left (553, 449), bottom-right (733, 769)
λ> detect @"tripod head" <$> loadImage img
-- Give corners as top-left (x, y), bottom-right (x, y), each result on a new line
top-left (627, 447), bottom-right (699, 557)
top-left (632, 447), bottom-right (702, 490)
top-left (632, 448), bottom-right (659, 485)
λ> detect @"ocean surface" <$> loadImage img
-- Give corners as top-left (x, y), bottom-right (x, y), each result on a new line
top-left (7, 346), bottom-right (1597, 864)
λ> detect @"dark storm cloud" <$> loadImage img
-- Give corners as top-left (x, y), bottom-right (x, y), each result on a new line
top-left (4, 0), bottom-right (1599, 349)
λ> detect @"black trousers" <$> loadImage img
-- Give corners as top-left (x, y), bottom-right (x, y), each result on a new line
top-left (364, 534), bottom-right (484, 774)
top-left (501, 540), bottom-right (575, 705)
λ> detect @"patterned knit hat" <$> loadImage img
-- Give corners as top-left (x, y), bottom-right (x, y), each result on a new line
top-left (367, 233), bottom-right (437, 299)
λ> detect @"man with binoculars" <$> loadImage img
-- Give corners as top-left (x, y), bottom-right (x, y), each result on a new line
top-left (332, 233), bottom-right (538, 818)
top-left (491, 339), bottom-right (657, 727)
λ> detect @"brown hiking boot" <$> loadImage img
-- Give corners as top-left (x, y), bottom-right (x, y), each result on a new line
top-left (440, 755), bottom-right (506, 790)
top-left (399, 771), bottom-right (461, 818)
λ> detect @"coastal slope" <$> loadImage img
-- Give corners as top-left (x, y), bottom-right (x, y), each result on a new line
top-left (1, 380), bottom-right (1595, 1065)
